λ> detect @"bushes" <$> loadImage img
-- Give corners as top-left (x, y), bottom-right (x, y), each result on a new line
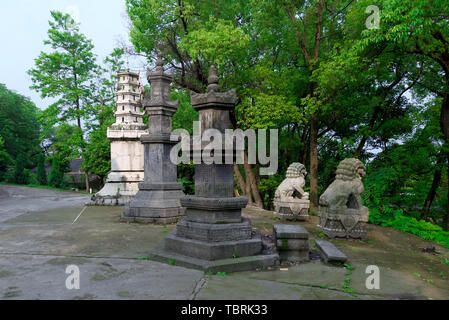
top-left (369, 208), bottom-right (449, 248)
top-left (36, 153), bottom-right (47, 185)
top-left (13, 154), bottom-right (29, 184)
top-left (48, 157), bottom-right (65, 188)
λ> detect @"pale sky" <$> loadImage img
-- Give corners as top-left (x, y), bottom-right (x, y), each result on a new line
top-left (0, 0), bottom-right (144, 109)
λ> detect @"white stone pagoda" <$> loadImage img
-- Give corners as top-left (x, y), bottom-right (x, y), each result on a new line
top-left (90, 68), bottom-right (147, 205)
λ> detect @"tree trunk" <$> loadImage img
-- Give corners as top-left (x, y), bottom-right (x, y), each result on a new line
top-left (249, 173), bottom-right (263, 208)
top-left (445, 155), bottom-right (449, 231)
top-left (439, 89), bottom-right (449, 230)
top-left (422, 154), bottom-right (443, 219)
top-left (309, 112), bottom-right (319, 212)
top-left (85, 172), bottom-right (90, 193)
top-left (234, 163), bottom-right (246, 196)
top-left (243, 156), bottom-right (254, 206)
top-left (244, 152), bottom-right (263, 208)
top-left (354, 136), bottom-right (368, 158)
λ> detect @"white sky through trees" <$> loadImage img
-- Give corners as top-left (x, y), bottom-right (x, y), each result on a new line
top-left (0, 0), bottom-right (134, 110)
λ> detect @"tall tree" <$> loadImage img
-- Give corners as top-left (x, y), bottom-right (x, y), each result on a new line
top-left (48, 157), bottom-right (65, 189)
top-left (13, 154), bottom-right (28, 185)
top-left (82, 49), bottom-right (126, 190)
top-left (0, 83), bottom-right (41, 165)
top-left (37, 153), bottom-right (47, 186)
top-left (0, 136), bottom-right (12, 181)
top-left (28, 11), bottom-right (97, 192)
top-left (358, 0), bottom-right (449, 229)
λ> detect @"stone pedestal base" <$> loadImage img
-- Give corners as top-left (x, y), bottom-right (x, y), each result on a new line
top-left (273, 225), bottom-right (310, 263)
top-left (165, 231), bottom-right (263, 260)
top-left (89, 171), bottom-right (143, 206)
top-left (317, 206), bottom-right (369, 240)
top-left (122, 182), bottom-right (185, 224)
top-left (156, 195), bottom-right (278, 271)
top-left (273, 199), bottom-right (310, 221)
top-left (150, 247), bottom-right (279, 273)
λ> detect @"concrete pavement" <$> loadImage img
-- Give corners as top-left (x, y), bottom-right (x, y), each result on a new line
top-left (0, 184), bottom-right (448, 300)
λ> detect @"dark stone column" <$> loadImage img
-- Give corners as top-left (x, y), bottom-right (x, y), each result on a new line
top-left (122, 56), bottom-right (184, 224)
top-left (162, 67), bottom-right (276, 270)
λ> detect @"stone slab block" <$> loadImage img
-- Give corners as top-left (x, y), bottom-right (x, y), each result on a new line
top-left (273, 224), bottom-right (309, 239)
top-left (315, 240), bottom-right (347, 263)
top-left (165, 231), bottom-right (262, 261)
top-left (150, 248), bottom-right (279, 273)
top-left (176, 218), bottom-right (252, 242)
top-left (275, 238), bottom-right (309, 251)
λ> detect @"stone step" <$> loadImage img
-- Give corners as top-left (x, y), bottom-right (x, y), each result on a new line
top-left (150, 248), bottom-right (279, 273)
top-left (273, 224), bottom-right (309, 239)
top-left (315, 240), bottom-right (347, 263)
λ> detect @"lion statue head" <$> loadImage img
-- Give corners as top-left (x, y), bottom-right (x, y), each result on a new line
top-left (275, 163), bottom-right (309, 201)
top-left (286, 163), bottom-right (308, 179)
top-left (319, 158), bottom-right (365, 209)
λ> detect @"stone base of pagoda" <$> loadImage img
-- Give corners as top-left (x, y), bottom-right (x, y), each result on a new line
top-left (89, 171), bottom-right (143, 206)
top-left (156, 195), bottom-right (278, 272)
top-left (122, 182), bottom-right (185, 224)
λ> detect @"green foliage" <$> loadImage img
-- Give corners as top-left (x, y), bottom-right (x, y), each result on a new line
top-left (0, 136), bottom-right (12, 181)
top-left (82, 124), bottom-right (111, 184)
top-left (36, 153), bottom-right (47, 185)
top-left (258, 174), bottom-right (284, 209)
top-left (28, 11), bottom-right (96, 133)
top-left (369, 208), bottom-right (449, 248)
top-left (13, 154), bottom-right (29, 185)
top-left (0, 84), bottom-right (41, 167)
top-left (48, 157), bottom-right (65, 189)
top-left (171, 89), bottom-right (198, 135)
top-left (178, 163), bottom-right (195, 195)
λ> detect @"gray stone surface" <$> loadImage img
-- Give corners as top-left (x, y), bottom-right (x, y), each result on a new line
top-left (151, 248), bottom-right (278, 273)
top-left (2, 185), bottom-right (449, 300)
top-left (158, 66), bottom-right (275, 271)
top-left (275, 239), bottom-right (309, 250)
top-left (165, 231), bottom-right (263, 261)
top-left (123, 55), bottom-right (184, 223)
top-left (315, 240), bottom-right (348, 263)
top-left (273, 224), bottom-right (309, 263)
top-left (273, 224), bottom-right (309, 239)
top-left (318, 158), bottom-right (369, 240)
top-left (279, 250), bottom-right (309, 263)
top-left (176, 218), bottom-right (252, 242)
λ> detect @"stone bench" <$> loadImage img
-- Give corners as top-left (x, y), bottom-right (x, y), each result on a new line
top-left (273, 224), bottom-right (309, 262)
top-left (315, 240), bottom-right (347, 263)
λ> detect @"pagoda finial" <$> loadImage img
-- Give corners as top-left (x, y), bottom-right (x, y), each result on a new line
top-left (207, 66), bottom-right (219, 92)
top-left (155, 54), bottom-right (164, 72)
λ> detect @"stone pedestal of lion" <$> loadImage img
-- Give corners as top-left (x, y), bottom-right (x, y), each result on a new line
top-left (317, 158), bottom-right (369, 240)
top-left (273, 163), bottom-right (310, 221)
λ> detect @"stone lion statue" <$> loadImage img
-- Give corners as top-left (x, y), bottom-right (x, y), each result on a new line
top-left (273, 163), bottom-right (310, 221)
top-left (318, 158), bottom-right (369, 240)
top-left (274, 163), bottom-right (309, 201)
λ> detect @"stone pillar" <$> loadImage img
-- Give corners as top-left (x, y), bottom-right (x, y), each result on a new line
top-left (90, 69), bottom-right (146, 206)
top-left (158, 66), bottom-right (278, 271)
top-left (122, 56), bottom-right (184, 223)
